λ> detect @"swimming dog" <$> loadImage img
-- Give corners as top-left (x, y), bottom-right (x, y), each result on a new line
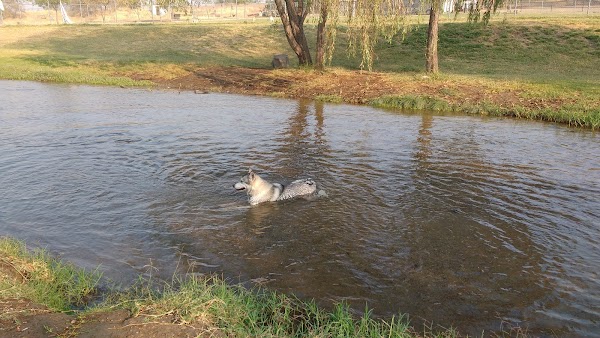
top-left (233, 169), bottom-right (318, 205)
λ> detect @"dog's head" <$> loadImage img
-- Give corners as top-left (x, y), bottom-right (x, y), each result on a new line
top-left (233, 168), bottom-right (257, 192)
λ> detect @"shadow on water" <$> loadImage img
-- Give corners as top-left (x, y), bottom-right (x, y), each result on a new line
top-left (1, 81), bottom-right (599, 336)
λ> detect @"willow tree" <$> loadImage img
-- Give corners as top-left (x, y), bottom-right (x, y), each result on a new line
top-left (426, 0), bottom-right (504, 74)
top-left (467, 0), bottom-right (503, 24)
top-left (345, 0), bottom-right (412, 71)
top-left (274, 0), bottom-right (411, 71)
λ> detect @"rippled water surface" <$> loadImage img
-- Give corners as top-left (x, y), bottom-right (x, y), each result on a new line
top-left (1, 81), bottom-right (599, 335)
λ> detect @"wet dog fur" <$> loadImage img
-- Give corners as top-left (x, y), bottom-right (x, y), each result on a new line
top-left (233, 169), bottom-right (317, 205)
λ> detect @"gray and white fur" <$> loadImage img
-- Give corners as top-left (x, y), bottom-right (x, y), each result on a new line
top-left (233, 169), bottom-right (318, 205)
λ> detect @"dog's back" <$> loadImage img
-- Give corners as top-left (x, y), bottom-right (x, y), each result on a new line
top-left (234, 169), bottom-right (318, 205)
top-left (278, 179), bottom-right (317, 201)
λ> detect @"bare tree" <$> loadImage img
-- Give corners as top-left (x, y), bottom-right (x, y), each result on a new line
top-left (33, 0), bottom-right (62, 24)
top-left (425, 0), bottom-right (441, 73)
top-left (119, 0), bottom-right (143, 21)
top-left (0, 0), bottom-right (26, 22)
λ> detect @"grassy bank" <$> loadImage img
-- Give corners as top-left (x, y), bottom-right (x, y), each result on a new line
top-left (0, 237), bottom-right (445, 337)
top-left (0, 237), bottom-right (100, 312)
top-left (0, 16), bottom-right (599, 128)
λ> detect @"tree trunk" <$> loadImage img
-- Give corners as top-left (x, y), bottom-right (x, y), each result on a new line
top-left (315, 2), bottom-right (329, 70)
top-left (274, 0), bottom-right (312, 66)
top-left (425, 5), bottom-right (439, 74)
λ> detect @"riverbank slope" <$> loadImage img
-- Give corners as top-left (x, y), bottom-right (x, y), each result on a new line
top-left (0, 16), bottom-right (598, 128)
top-left (0, 237), bottom-right (448, 337)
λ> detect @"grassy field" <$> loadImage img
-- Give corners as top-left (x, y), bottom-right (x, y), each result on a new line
top-left (0, 23), bottom-right (286, 84)
top-left (0, 15), bottom-right (599, 128)
top-left (0, 237), bottom-right (451, 337)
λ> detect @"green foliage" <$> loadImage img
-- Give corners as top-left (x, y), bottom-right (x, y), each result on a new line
top-left (332, 0), bottom-right (414, 71)
top-left (367, 19), bottom-right (600, 87)
top-left (0, 21), bottom-right (598, 128)
top-left (463, 0), bottom-right (505, 24)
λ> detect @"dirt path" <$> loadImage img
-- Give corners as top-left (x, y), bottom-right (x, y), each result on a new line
top-left (0, 298), bottom-right (216, 338)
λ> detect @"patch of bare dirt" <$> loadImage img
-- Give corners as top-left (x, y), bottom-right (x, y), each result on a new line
top-left (155, 66), bottom-right (570, 111)
top-left (0, 299), bottom-right (72, 338)
top-left (0, 298), bottom-right (218, 338)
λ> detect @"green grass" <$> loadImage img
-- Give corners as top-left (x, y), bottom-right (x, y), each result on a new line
top-left (0, 23), bottom-right (289, 84)
top-left (2, 18), bottom-right (599, 87)
top-left (0, 237), bottom-right (101, 312)
top-left (369, 94), bottom-right (600, 128)
top-left (370, 95), bottom-right (452, 111)
top-left (0, 237), bottom-right (455, 337)
top-left (367, 20), bottom-right (600, 93)
top-left (110, 275), bottom-right (420, 337)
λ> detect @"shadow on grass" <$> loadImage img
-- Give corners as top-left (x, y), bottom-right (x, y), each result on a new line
top-left (7, 24), bottom-right (291, 69)
top-left (4, 20), bottom-right (600, 89)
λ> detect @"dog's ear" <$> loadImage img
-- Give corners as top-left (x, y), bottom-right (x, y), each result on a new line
top-left (248, 168), bottom-right (255, 181)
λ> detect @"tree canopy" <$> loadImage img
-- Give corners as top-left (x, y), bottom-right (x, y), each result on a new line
top-left (274, 0), bottom-right (503, 73)
top-left (274, 0), bottom-right (413, 71)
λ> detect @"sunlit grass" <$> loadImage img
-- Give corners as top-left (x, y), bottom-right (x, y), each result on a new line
top-left (370, 94), bottom-right (600, 128)
top-left (105, 275), bottom-right (423, 337)
top-left (0, 23), bottom-right (288, 85)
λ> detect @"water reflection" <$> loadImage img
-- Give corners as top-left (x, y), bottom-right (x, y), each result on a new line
top-left (404, 114), bottom-right (553, 332)
top-left (1, 81), bottom-right (599, 336)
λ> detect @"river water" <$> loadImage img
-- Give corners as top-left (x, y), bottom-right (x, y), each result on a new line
top-left (1, 80), bottom-right (599, 336)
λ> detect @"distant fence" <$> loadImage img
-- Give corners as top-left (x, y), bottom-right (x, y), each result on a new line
top-left (501, 0), bottom-right (600, 14)
top-left (0, 1), bottom-right (270, 24)
top-left (1, 0), bottom-right (599, 25)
